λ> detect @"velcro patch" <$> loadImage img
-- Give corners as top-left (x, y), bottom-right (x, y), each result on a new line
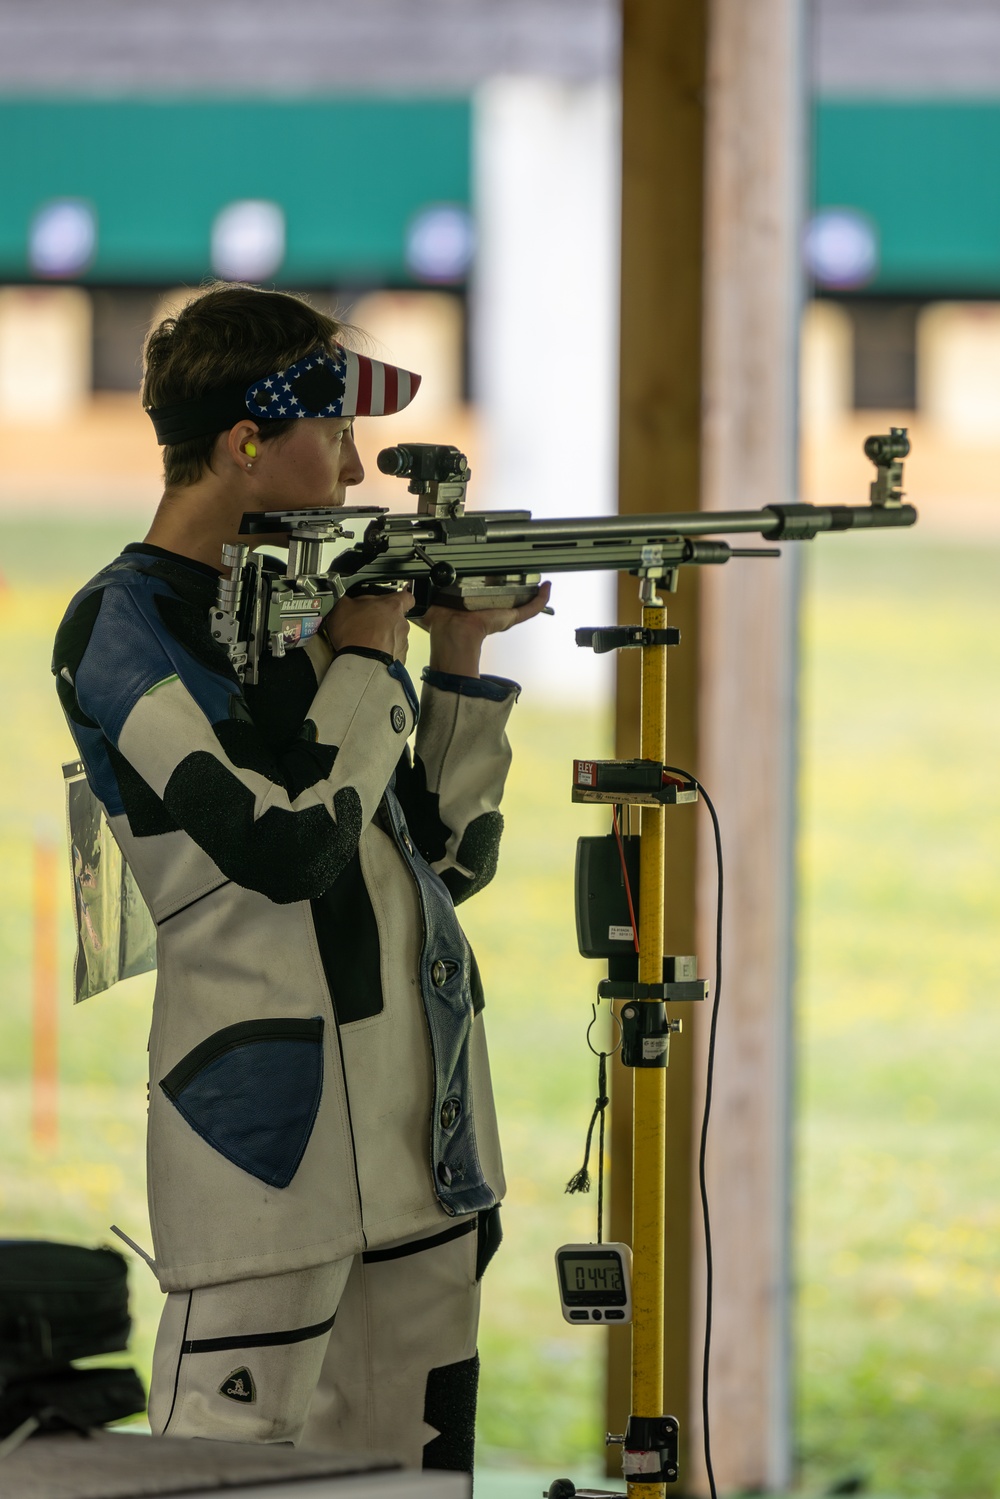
top-left (219, 1366), bottom-right (257, 1403)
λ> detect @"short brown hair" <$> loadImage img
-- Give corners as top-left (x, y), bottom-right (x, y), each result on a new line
top-left (143, 284), bottom-right (344, 488)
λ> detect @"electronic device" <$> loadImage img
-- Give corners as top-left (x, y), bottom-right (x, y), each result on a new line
top-left (555, 1242), bottom-right (633, 1325)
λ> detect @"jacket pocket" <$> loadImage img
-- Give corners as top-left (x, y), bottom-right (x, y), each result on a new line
top-left (159, 1017), bottom-right (324, 1188)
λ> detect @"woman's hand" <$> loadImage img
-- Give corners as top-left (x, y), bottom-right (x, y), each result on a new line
top-left (419, 581), bottom-right (552, 678)
top-left (324, 588), bottom-right (415, 663)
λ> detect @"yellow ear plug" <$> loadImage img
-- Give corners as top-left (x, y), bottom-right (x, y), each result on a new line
top-left (245, 443), bottom-right (257, 457)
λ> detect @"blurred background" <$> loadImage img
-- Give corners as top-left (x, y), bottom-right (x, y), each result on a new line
top-left (0, 2), bottom-right (998, 1496)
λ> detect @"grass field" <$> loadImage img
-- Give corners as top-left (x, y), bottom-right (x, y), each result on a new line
top-left (0, 519), bottom-right (997, 1495)
top-left (796, 534), bottom-right (1000, 1499)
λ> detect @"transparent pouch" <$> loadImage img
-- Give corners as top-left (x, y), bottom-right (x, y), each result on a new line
top-left (63, 761), bottom-right (157, 1002)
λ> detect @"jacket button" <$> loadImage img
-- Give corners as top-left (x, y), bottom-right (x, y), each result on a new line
top-left (431, 959), bottom-right (448, 987)
top-left (440, 1098), bottom-right (461, 1130)
top-left (437, 1162), bottom-right (453, 1187)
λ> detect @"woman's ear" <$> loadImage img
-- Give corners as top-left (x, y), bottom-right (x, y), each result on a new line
top-left (225, 421), bottom-right (261, 471)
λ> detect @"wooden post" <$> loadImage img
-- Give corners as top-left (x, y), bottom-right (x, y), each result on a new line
top-left (690, 0), bottom-right (805, 1490)
top-left (611, 0), bottom-right (802, 1489)
top-left (610, 0), bottom-right (708, 1470)
top-left (32, 834), bottom-right (59, 1151)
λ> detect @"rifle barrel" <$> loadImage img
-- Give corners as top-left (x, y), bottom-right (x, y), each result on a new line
top-left (479, 503), bottom-right (917, 542)
top-left (482, 510), bottom-right (767, 540)
top-left (340, 502), bottom-right (919, 586)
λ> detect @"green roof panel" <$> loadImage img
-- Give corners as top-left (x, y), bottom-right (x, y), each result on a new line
top-left (815, 101), bottom-right (1000, 295)
top-left (0, 98), bottom-right (471, 284)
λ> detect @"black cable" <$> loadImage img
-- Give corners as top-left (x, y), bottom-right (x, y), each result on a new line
top-left (597, 1052), bottom-right (607, 1244)
top-left (665, 765), bottom-right (722, 1499)
top-left (612, 803), bottom-right (640, 955)
top-left (566, 1020), bottom-right (619, 1246)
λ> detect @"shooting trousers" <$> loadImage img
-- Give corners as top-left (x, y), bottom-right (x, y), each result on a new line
top-left (148, 1211), bottom-right (499, 1469)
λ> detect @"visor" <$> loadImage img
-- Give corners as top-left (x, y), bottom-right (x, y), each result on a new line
top-left (146, 344), bottom-right (421, 446)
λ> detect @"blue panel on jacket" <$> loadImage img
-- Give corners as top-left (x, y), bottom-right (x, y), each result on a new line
top-left (160, 1018), bottom-right (325, 1188)
top-left (73, 575), bottom-right (238, 747)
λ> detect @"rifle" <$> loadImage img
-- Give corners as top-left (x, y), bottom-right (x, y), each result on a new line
top-left (211, 427), bottom-right (913, 684)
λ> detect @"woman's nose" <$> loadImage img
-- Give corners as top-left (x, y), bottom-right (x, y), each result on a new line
top-left (342, 435), bottom-right (364, 486)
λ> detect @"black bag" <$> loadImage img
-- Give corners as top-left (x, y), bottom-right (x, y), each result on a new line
top-left (0, 1242), bottom-right (145, 1440)
top-left (0, 1365), bottom-right (147, 1440)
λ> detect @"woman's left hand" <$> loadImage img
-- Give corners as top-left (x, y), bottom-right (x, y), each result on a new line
top-left (419, 581), bottom-right (552, 678)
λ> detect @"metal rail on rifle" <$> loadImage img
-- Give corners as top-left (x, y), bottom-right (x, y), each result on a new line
top-left (211, 429), bottom-right (914, 684)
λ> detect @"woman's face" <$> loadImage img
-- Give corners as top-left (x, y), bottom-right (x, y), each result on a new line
top-left (251, 417), bottom-right (365, 512)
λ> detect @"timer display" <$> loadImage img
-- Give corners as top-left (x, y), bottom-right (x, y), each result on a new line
top-left (555, 1243), bottom-right (632, 1322)
top-left (561, 1257), bottom-right (624, 1296)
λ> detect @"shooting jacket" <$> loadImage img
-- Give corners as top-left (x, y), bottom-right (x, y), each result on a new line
top-left (53, 544), bottom-right (513, 1292)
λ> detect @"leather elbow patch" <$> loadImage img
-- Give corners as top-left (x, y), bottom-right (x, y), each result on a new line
top-left (163, 752), bottom-right (363, 902)
top-left (441, 812), bottom-right (504, 905)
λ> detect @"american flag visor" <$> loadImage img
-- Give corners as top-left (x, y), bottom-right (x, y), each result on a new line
top-left (146, 344), bottom-right (421, 445)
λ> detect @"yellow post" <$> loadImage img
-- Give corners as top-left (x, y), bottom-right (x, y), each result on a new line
top-left (610, 0), bottom-right (707, 1462)
top-left (629, 598), bottom-right (669, 1499)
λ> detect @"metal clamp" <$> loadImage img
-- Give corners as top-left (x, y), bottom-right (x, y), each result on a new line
top-left (599, 979), bottom-right (708, 1003)
top-left (576, 626), bottom-right (681, 654)
top-left (619, 1003), bottom-right (680, 1069)
top-left (603, 956), bottom-right (707, 1005)
top-left (622, 1415), bottom-right (680, 1484)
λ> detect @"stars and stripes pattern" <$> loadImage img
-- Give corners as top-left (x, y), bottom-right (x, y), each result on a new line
top-left (245, 345), bottom-right (421, 422)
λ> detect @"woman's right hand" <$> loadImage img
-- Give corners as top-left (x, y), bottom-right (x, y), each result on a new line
top-left (323, 588), bottom-right (415, 663)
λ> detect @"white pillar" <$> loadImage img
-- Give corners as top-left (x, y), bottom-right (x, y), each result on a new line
top-left (472, 76), bottom-right (620, 698)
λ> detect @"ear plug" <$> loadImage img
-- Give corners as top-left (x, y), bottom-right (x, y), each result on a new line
top-left (245, 443), bottom-right (257, 458)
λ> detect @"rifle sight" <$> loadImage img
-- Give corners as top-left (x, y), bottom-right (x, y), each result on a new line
top-left (377, 443), bottom-right (469, 483)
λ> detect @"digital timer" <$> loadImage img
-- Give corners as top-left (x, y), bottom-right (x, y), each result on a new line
top-left (555, 1242), bottom-right (633, 1324)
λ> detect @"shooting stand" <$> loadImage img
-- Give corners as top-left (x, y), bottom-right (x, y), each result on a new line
top-left (546, 569), bottom-right (700, 1499)
top-left (545, 431), bottom-right (914, 1499)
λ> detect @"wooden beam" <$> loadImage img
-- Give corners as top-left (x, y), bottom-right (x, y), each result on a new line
top-left (689, 0), bottom-right (805, 1490)
top-left (611, 0), bottom-right (802, 1489)
top-left (610, 0), bottom-right (708, 1471)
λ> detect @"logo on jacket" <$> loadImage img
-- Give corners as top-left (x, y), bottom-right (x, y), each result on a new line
top-left (219, 1366), bottom-right (257, 1403)
top-left (390, 704), bottom-right (406, 733)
